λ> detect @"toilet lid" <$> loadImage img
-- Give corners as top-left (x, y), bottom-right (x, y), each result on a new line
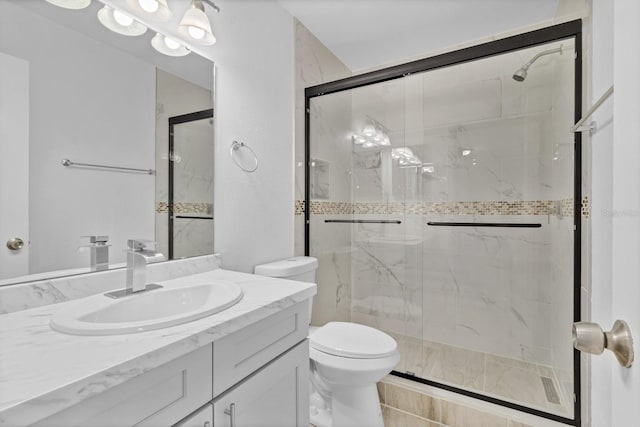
top-left (309, 322), bottom-right (398, 359)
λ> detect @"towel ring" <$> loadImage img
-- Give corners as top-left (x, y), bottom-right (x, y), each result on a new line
top-left (230, 141), bottom-right (258, 172)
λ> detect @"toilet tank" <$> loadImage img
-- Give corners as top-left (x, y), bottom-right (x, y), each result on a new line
top-left (254, 256), bottom-right (318, 282)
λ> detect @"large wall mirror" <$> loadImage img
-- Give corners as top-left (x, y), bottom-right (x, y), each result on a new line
top-left (0, 0), bottom-right (214, 286)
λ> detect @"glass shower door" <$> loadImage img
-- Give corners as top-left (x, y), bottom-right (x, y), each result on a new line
top-left (412, 38), bottom-right (576, 418)
top-left (308, 76), bottom-right (425, 374)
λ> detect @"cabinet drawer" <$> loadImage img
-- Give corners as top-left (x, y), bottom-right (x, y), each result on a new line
top-left (213, 301), bottom-right (309, 397)
top-left (36, 345), bottom-right (213, 427)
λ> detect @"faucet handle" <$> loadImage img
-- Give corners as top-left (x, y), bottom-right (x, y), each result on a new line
top-left (127, 239), bottom-right (156, 251)
top-left (82, 235), bottom-right (109, 245)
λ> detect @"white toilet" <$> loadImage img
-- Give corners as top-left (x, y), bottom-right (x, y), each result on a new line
top-left (255, 256), bottom-right (400, 427)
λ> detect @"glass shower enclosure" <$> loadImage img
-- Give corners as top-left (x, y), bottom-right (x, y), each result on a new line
top-left (305, 21), bottom-right (582, 425)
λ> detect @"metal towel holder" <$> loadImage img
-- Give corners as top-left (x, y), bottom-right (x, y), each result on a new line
top-left (61, 159), bottom-right (155, 175)
top-left (230, 141), bottom-right (258, 173)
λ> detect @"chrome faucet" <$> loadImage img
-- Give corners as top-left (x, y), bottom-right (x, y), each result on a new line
top-left (126, 239), bottom-right (165, 293)
top-left (81, 235), bottom-right (110, 271)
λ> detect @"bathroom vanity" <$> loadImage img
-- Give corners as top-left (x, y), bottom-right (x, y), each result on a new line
top-left (0, 268), bottom-right (315, 426)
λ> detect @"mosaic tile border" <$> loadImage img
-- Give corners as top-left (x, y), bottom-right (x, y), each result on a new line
top-left (156, 202), bottom-right (213, 215)
top-left (296, 198), bottom-right (591, 218)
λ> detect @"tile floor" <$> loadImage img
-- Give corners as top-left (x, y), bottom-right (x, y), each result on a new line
top-left (388, 333), bottom-right (573, 419)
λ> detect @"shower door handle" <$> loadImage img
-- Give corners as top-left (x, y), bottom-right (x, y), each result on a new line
top-left (572, 320), bottom-right (634, 368)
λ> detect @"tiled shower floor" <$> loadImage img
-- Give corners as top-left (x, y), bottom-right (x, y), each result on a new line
top-left (388, 333), bottom-right (573, 418)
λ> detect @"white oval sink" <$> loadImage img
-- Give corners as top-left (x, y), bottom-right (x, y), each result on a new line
top-left (50, 281), bottom-right (243, 335)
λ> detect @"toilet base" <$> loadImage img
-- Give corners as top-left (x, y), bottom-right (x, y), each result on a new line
top-left (310, 384), bottom-right (384, 427)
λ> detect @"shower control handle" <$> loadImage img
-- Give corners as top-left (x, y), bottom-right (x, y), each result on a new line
top-left (572, 320), bottom-right (634, 368)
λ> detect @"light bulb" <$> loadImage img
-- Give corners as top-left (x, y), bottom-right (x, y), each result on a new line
top-left (113, 10), bottom-right (134, 26)
top-left (164, 37), bottom-right (180, 50)
top-left (188, 26), bottom-right (205, 40)
top-left (423, 166), bottom-right (434, 174)
top-left (362, 124), bottom-right (376, 137)
top-left (138, 0), bottom-right (159, 13)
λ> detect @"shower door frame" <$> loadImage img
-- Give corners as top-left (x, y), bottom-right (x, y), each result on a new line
top-left (304, 20), bottom-right (583, 426)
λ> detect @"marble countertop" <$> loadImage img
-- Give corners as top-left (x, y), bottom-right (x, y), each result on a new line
top-left (0, 269), bottom-right (316, 426)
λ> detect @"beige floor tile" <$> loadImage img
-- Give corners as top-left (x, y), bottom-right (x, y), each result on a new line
top-left (440, 401), bottom-right (508, 427)
top-left (486, 353), bottom-right (539, 373)
top-left (382, 405), bottom-right (434, 427)
top-left (385, 383), bottom-right (441, 421)
top-left (484, 359), bottom-right (549, 410)
top-left (427, 344), bottom-right (485, 391)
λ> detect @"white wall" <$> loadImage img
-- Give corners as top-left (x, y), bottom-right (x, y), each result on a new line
top-left (610, 1), bottom-right (640, 424)
top-left (0, 2), bottom-right (155, 274)
top-left (207, 0), bottom-right (295, 273)
top-left (591, 0), bottom-right (640, 425)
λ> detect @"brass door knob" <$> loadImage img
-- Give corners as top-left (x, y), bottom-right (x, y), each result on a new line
top-left (6, 238), bottom-right (24, 251)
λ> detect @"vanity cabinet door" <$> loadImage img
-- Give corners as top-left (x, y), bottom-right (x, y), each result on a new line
top-left (34, 345), bottom-right (212, 427)
top-left (213, 340), bottom-right (309, 427)
top-left (173, 403), bottom-right (213, 427)
top-left (212, 301), bottom-right (309, 397)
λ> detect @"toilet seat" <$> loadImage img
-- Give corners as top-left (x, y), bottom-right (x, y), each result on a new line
top-left (309, 322), bottom-right (397, 359)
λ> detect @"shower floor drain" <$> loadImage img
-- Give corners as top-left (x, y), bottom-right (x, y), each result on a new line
top-left (540, 376), bottom-right (561, 404)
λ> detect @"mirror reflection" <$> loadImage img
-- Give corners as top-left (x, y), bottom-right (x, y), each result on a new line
top-left (0, 0), bottom-right (214, 286)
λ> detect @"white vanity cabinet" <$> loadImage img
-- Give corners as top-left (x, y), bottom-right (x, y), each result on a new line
top-left (174, 403), bottom-right (213, 427)
top-left (35, 300), bottom-right (310, 427)
top-left (213, 341), bottom-right (309, 427)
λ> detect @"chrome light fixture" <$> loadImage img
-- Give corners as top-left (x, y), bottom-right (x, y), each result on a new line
top-left (44, 0), bottom-right (91, 9)
top-left (126, 0), bottom-right (171, 22)
top-left (97, 5), bottom-right (147, 36)
top-left (151, 33), bottom-right (190, 57)
top-left (177, 0), bottom-right (218, 46)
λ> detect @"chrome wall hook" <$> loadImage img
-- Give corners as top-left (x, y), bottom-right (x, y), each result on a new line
top-left (573, 320), bottom-right (634, 368)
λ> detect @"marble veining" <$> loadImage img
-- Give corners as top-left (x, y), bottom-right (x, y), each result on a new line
top-left (0, 255), bottom-right (220, 315)
top-left (0, 268), bottom-right (316, 426)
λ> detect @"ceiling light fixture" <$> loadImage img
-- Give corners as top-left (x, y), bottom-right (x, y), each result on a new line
top-left (126, 0), bottom-right (172, 22)
top-left (352, 119), bottom-right (391, 149)
top-left (98, 5), bottom-right (147, 36)
top-left (391, 147), bottom-right (422, 167)
top-left (151, 33), bottom-right (190, 57)
top-left (44, 0), bottom-right (91, 10)
top-left (177, 0), bottom-right (219, 46)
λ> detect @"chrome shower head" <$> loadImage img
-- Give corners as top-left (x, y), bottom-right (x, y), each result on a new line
top-left (512, 68), bottom-right (528, 82)
top-left (512, 45), bottom-right (563, 82)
